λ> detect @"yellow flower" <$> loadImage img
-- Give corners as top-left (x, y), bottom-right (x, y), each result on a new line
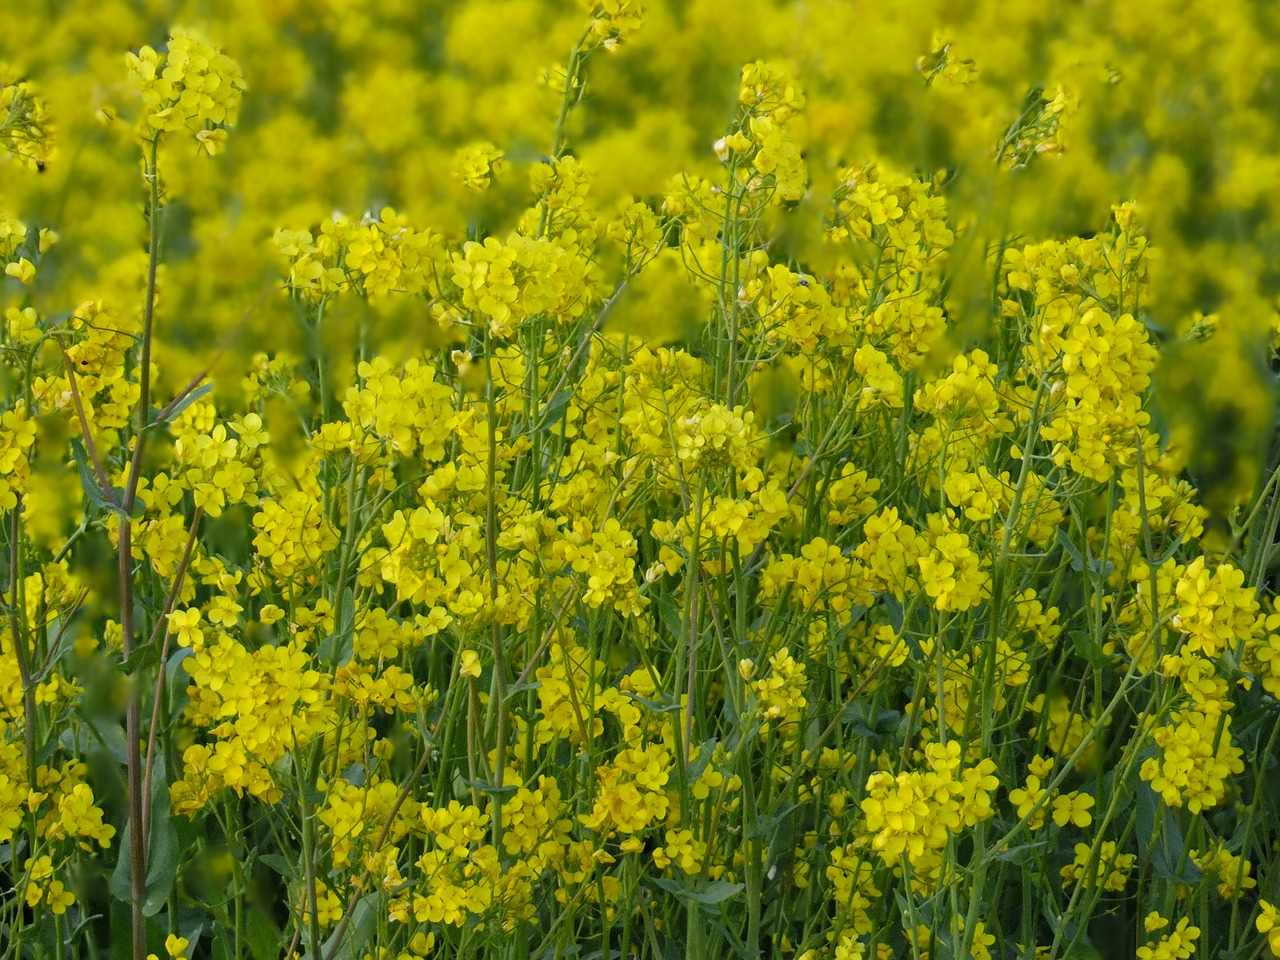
top-left (459, 649), bottom-right (482, 679)
top-left (1051, 792), bottom-right (1094, 828)
top-left (4, 257), bottom-right (35, 284)
top-left (1258, 901), bottom-right (1280, 957)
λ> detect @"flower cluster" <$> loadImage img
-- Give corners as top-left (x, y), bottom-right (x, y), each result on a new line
top-left (4, 5), bottom-right (1280, 960)
top-left (125, 31), bottom-right (245, 150)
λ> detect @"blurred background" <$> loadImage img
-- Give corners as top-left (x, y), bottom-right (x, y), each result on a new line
top-left (3, 0), bottom-right (1279, 514)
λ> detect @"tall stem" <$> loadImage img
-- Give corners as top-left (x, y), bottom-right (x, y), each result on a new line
top-left (6, 502), bottom-right (36, 786)
top-left (482, 328), bottom-right (507, 855)
top-left (121, 132), bottom-right (162, 960)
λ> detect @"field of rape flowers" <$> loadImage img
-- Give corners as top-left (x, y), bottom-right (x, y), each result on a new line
top-left (5, 1), bottom-right (1280, 959)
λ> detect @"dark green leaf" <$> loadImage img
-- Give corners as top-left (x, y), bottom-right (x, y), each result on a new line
top-left (167, 649), bottom-right (195, 721)
top-left (121, 643), bottom-right (161, 676)
top-left (143, 754), bottom-right (181, 916)
top-left (258, 853), bottom-right (296, 879)
top-left (989, 839), bottom-right (1050, 864)
top-left (108, 823), bottom-right (132, 904)
top-left (1152, 805), bottom-right (1201, 883)
top-left (245, 901), bottom-right (283, 960)
top-left (657, 596), bottom-right (683, 642)
top-left (1071, 630), bottom-right (1107, 668)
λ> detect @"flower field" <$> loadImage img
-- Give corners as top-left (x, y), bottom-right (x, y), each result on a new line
top-left (4, 2), bottom-right (1280, 959)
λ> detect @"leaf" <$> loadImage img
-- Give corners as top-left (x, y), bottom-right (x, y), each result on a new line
top-left (315, 893), bottom-right (381, 960)
top-left (108, 822), bottom-right (132, 904)
top-left (1151, 805), bottom-right (1202, 883)
top-left (883, 594), bottom-right (904, 632)
top-left (748, 802), bottom-right (802, 842)
top-left (109, 754), bottom-right (182, 916)
top-left (167, 648), bottom-right (195, 721)
top-left (121, 643), bottom-right (161, 676)
top-left (68, 713), bottom-right (128, 766)
top-left (245, 900), bottom-right (284, 960)
top-left (989, 839), bottom-right (1050, 864)
top-left (69, 911), bottom-right (105, 944)
top-left (149, 382), bottom-right (213, 428)
top-left (32, 621), bottom-right (78, 684)
top-left (648, 877), bottom-right (744, 908)
top-left (143, 754), bottom-right (181, 916)
top-left (1086, 557), bottom-right (1114, 582)
top-left (693, 881), bottom-right (744, 906)
top-left (1071, 630), bottom-right (1107, 667)
top-left (467, 778), bottom-right (518, 797)
top-left (1155, 531), bottom-right (1187, 566)
top-left (1135, 768), bottom-right (1157, 864)
top-left (842, 703), bottom-right (902, 737)
top-left (258, 853), bottom-right (296, 879)
top-left (625, 692), bottom-right (683, 714)
top-left (504, 680), bottom-right (542, 701)
top-left (656, 595), bottom-right (683, 642)
top-left (168, 647), bottom-right (196, 675)
top-left (1056, 528), bottom-right (1085, 573)
top-left (538, 389), bottom-right (573, 431)
top-left (318, 587), bottom-right (355, 666)
top-left (685, 739), bottom-right (716, 781)
top-left (71, 438), bottom-right (129, 518)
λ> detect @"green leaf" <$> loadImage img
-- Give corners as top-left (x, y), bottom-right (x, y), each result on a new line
top-left (258, 853), bottom-right (296, 879)
top-left (108, 755), bottom-right (182, 915)
top-left (657, 595), bottom-right (683, 642)
top-left (316, 893), bottom-right (381, 960)
top-left (67, 713), bottom-right (128, 766)
top-left (538, 389), bottom-right (573, 431)
top-left (108, 822), bottom-right (132, 904)
top-left (1155, 531), bottom-right (1187, 566)
top-left (989, 839), bottom-right (1050, 864)
top-left (149, 382), bottom-right (213, 428)
top-left (1152, 806), bottom-right (1201, 883)
top-left (625, 692), bottom-right (683, 714)
top-left (690, 880), bottom-right (743, 905)
top-left (121, 643), bottom-right (161, 676)
top-left (504, 680), bottom-right (542, 700)
top-left (245, 901), bottom-right (284, 960)
top-left (318, 587), bottom-right (355, 666)
top-left (1071, 630), bottom-right (1108, 668)
top-left (842, 703), bottom-right (901, 737)
top-left (143, 754), bottom-right (181, 916)
top-left (649, 876), bottom-right (744, 907)
top-left (167, 648), bottom-right (195, 721)
top-left (71, 438), bottom-right (129, 518)
top-left (69, 910), bottom-right (105, 942)
top-left (1055, 528), bottom-right (1085, 573)
top-left (467, 778), bottom-right (518, 797)
top-left (31, 621), bottom-right (78, 684)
